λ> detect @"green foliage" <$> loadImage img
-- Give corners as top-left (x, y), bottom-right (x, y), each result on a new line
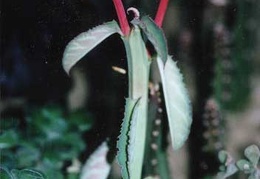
top-left (217, 150), bottom-right (238, 178)
top-left (0, 130), bottom-right (19, 149)
top-left (0, 105), bottom-right (92, 178)
top-left (217, 145), bottom-right (260, 179)
top-left (213, 0), bottom-right (254, 112)
top-left (0, 167), bottom-right (45, 179)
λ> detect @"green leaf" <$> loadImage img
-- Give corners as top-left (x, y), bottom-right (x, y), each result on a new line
top-left (157, 56), bottom-right (192, 150)
top-left (41, 106), bottom-right (63, 121)
top-left (67, 173), bottom-right (79, 179)
top-left (62, 21), bottom-right (121, 74)
top-left (244, 145), bottom-right (260, 166)
top-left (80, 142), bottom-right (110, 179)
top-left (236, 159), bottom-right (254, 173)
top-left (43, 133), bottom-right (85, 163)
top-left (59, 133), bottom-right (85, 159)
top-left (127, 98), bottom-right (146, 179)
top-left (0, 130), bottom-right (18, 149)
top-left (39, 158), bottom-right (63, 171)
top-left (138, 16), bottom-right (168, 63)
top-left (32, 107), bottom-right (68, 140)
top-left (43, 150), bottom-right (64, 167)
top-left (218, 150), bottom-right (230, 163)
top-left (67, 110), bottom-right (93, 132)
top-left (117, 98), bottom-right (139, 179)
top-left (16, 146), bottom-right (40, 167)
top-left (11, 169), bottom-right (45, 179)
top-left (216, 163), bottom-right (238, 179)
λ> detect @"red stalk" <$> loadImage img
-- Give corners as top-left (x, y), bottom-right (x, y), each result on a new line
top-left (154, 0), bottom-right (169, 27)
top-left (112, 0), bottom-right (130, 36)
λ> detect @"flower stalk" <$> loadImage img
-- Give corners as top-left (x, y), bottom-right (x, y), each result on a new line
top-left (112, 0), bottom-right (130, 36)
top-left (155, 0), bottom-right (169, 27)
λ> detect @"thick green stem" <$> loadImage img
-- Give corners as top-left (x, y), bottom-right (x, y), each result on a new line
top-left (123, 27), bottom-right (150, 179)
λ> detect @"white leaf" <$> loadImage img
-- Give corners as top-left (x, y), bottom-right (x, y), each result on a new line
top-left (80, 142), bottom-right (111, 179)
top-left (157, 56), bottom-right (192, 150)
top-left (62, 21), bottom-right (121, 74)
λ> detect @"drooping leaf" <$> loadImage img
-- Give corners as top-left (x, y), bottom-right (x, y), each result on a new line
top-left (244, 145), bottom-right (260, 166)
top-left (80, 142), bottom-right (111, 179)
top-left (157, 56), bottom-right (192, 150)
top-left (62, 20), bottom-right (121, 74)
top-left (117, 98), bottom-right (139, 179)
top-left (138, 16), bottom-right (168, 63)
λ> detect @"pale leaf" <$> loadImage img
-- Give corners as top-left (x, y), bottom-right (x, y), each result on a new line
top-left (62, 21), bottom-right (121, 74)
top-left (157, 56), bottom-right (192, 150)
top-left (80, 142), bottom-right (110, 179)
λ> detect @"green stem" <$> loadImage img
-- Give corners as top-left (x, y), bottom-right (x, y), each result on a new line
top-left (123, 26), bottom-right (150, 179)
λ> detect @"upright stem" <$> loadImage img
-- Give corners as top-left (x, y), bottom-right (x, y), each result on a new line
top-left (123, 27), bottom-right (150, 179)
top-left (155, 0), bottom-right (169, 27)
top-left (112, 0), bottom-right (130, 36)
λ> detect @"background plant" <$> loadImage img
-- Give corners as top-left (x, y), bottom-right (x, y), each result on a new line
top-left (0, 105), bottom-right (92, 178)
top-left (217, 145), bottom-right (260, 179)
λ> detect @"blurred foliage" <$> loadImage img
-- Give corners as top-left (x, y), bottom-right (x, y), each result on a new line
top-left (0, 105), bottom-right (93, 178)
top-left (0, 167), bottom-right (45, 179)
top-left (213, 0), bottom-right (256, 111)
top-left (217, 145), bottom-right (260, 179)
